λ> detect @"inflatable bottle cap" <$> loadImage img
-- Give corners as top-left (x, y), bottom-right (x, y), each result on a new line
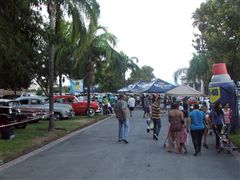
top-left (212, 63), bottom-right (228, 75)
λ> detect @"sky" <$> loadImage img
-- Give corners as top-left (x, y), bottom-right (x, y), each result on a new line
top-left (97, 0), bottom-right (205, 84)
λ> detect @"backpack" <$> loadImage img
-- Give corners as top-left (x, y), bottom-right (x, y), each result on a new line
top-left (114, 101), bottom-right (126, 121)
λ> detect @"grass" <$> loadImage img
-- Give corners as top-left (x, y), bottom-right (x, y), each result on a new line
top-left (0, 115), bottom-right (108, 164)
top-left (230, 128), bottom-right (240, 149)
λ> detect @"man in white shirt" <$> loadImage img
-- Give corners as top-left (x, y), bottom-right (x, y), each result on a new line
top-left (127, 95), bottom-right (136, 117)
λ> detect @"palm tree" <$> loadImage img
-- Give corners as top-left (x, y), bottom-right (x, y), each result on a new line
top-left (173, 67), bottom-right (188, 85)
top-left (47, 0), bottom-right (56, 131)
top-left (54, 0), bottom-right (100, 95)
top-left (47, 0), bottom-right (100, 129)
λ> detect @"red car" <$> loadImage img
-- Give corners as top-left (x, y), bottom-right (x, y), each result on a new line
top-left (53, 95), bottom-right (101, 116)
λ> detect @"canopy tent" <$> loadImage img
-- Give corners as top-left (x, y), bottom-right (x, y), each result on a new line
top-left (131, 78), bottom-right (175, 93)
top-left (165, 85), bottom-right (204, 97)
top-left (117, 80), bottom-right (145, 93)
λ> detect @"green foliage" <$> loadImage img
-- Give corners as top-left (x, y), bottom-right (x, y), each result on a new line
top-left (0, 0), bottom-right (45, 91)
top-left (229, 128), bottom-right (240, 148)
top-left (127, 65), bottom-right (155, 84)
top-left (192, 0), bottom-right (240, 82)
top-left (36, 88), bottom-right (44, 96)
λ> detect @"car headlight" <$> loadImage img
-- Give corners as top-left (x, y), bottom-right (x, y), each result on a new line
top-left (17, 109), bottom-right (21, 113)
top-left (9, 108), bottom-right (12, 114)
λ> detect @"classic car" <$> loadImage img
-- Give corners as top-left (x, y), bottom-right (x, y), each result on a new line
top-left (0, 99), bottom-right (49, 121)
top-left (15, 96), bottom-right (75, 120)
top-left (0, 104), bottom-right (27, 129)
top-left (53, 95), bottom-right (101, 117)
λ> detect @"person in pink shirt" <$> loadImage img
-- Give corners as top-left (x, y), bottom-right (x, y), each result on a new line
top-left (179, 120), bottom-right (188, 154)
top-left (222, 102), bottom-right (232, 136)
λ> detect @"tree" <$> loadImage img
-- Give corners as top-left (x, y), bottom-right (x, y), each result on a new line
top-left (47, 0), bottom-right (56, 131)
top-left (0, 0), bottom-right (45, 92)
top-left (192, 0), bottom-right (240, 82)
top-left (127, 65), bottom-right (155, 84)
top-left (54, 0), bottom-right (100, 95)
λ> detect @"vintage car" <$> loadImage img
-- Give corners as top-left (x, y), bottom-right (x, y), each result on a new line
top-left (53, 95), bottom-right (101, 117)
top-left (0, 99), bottom-right (49, 121)
top-left (0, 103), bottom-right (27, 129)
top-left (15, 96), bottom-right (75, 120)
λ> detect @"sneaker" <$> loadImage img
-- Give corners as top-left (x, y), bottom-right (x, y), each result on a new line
top-left (122, 139), bottom-right (129, 144)
top-left (147, 128), bottom-right (150, 133)
top-left (193, 152), bottom-right (198, 156)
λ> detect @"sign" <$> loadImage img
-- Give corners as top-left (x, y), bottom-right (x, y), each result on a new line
top-left (70, 79), bottom-right (83, 94)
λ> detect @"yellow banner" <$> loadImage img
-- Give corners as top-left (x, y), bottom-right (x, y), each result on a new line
top-left (209, 87), bottom-right (221, 103)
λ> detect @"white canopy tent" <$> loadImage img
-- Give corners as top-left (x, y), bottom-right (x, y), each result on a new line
top-left (165, 85), bottom-right (204, 97)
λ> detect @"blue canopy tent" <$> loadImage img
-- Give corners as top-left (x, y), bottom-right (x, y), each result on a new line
top-left (117, 80), bottom-right (145, 93)
top-left (131, 78), bottom-right (175, 93)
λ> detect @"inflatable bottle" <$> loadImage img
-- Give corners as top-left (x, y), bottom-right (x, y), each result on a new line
top-left (209, 63), bottom-right (237, 132)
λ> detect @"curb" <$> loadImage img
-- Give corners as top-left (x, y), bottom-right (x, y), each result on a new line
top-left (0, 115), bottom-right (114, 171)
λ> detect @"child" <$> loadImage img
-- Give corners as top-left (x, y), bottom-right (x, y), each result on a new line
top-left (179, 120), bottom-right (188, 154)
top-left (222, 103), bottom-right (232, 136)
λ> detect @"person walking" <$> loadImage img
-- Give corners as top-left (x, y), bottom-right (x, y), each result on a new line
top-left (151, 97), bottom-right (161, 140)
top-left (144, 95), bottom-right (152, 133)
top-left (127, 95), bottom-right (136, 117)
top-left (114, 95), bottom-right (129, 144)
top-left (187, 104), bottom-right (205, 156)
top-left (211, 101), bottom-right (224, 152)
top-left (201, 105), bottom-right (210, 149)
top-left (179, 120), bottom-right (188, 154)
top-left (167, 102), bottom-right (183, 154)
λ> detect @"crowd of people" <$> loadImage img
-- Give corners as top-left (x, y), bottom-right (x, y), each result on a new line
top-left (113, 93), bottom-right (233, 156)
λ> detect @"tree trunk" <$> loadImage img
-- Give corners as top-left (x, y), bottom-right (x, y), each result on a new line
top-left (48, 0), bottom-right (56, 131)
top-left (87, 61), bottom-right (93, 118)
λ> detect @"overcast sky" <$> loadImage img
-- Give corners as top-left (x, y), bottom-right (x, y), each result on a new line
top-left (98, 0), bottom-right (205, 84)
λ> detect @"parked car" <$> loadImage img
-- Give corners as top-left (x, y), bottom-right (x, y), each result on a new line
top-left (15, 96), bottom-right (75, 120)
top-left (0, 99), bottom-right (49, 121)
top-left (54, 95), bottom-right (101, 117)
top-left (0, 103), bottom-right (27, 129)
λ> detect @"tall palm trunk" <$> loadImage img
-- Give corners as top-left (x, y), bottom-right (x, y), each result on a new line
top-left (48, 0), bottom-right (56, 131)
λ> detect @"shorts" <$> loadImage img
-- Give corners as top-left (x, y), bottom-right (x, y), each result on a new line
top-left (129, 107), bottom-right (134, 111)
top-left (145, 106), bottom-right (150, 113)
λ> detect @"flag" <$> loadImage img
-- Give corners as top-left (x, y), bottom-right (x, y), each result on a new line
top-left (70, 79), bottom-right (83, 94)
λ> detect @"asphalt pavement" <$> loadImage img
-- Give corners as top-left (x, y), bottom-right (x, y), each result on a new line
top-left (0, 107), bottom-right (240, 180)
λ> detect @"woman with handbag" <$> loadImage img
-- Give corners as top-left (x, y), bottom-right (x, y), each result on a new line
top-left (187, 104), bottom-right (205, 156)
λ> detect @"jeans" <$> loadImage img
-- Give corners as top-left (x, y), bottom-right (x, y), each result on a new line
top-left (118, 119), bottom-right (129, 141)
top-left (213, 124), bottom-right (223, 148)
top-left (153, 119), bottom-right (161, 136)
top-left (190, 129), bottom-right (204, 153)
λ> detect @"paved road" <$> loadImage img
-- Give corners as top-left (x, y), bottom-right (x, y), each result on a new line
top-left (0, 108), bottom-right (240, 180)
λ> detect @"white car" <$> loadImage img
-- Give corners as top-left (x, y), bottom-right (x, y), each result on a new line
top-left (16, 96), bottom-right (75, 120)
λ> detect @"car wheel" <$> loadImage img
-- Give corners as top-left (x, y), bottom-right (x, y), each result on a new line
top-left (86, 108), bottom-right (95, 117)
top-left (53, 113), bottom-right (62, 120)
